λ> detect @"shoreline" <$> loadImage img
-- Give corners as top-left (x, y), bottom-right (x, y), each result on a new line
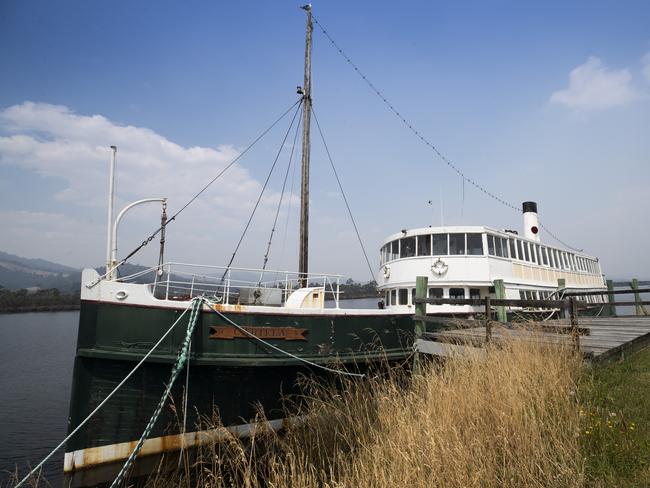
top-left (0, 304), bottom-right (80, 314)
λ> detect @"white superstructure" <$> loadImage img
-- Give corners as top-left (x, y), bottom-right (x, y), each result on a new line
top-left (377, 202), bottom-right (606, 314)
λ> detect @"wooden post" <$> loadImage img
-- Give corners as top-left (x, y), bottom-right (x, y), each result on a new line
top-left (569, 297), bottom-right (580, 353)
top-left (558, 278), bottom-right (567, 318)
top-left (415, 276), bottom-right (428, 338)
top-left (631, 279), bottom-right (648, 316)
top-left (414, 276), bottom-right (428, 371)
top-left (485, 296), bottom-right (492, 343)
top-left (493, 279), bottom-right (507, 323)
top-left (606, 279), bottom-right (616, 317)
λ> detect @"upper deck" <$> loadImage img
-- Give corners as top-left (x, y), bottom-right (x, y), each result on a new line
top-left (377, 225), bottom-right (604, 291)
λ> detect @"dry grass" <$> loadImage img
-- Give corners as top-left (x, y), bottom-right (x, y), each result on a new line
top-left (149, 336), bottom-right (585, 488)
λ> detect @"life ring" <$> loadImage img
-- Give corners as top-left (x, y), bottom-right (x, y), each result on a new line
top-left (431, 258), bottom-right (448, 276)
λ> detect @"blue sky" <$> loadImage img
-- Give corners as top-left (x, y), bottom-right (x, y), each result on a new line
top-left (1, 0), bottom-right (649, 280)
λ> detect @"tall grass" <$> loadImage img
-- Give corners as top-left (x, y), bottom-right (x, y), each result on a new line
top-left (149, 336), bottom-right (585, 488)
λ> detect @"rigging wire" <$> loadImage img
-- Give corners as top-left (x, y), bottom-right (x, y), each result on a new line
top-left (113, 99), bottom-right (303, 271)
top-left (259, 104), bottom-right (304, 282)
top-left (311, 106), bottom-right (376, 284)
top-left (221, 100), bottom-right (304, 282)
top-left (311, 15), bottom-right (583, 253)
top-left (275, 118), bottom-right (302, 283)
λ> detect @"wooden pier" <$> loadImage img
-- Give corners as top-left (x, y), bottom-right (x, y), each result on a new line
top-left (417, 316), bottom-right (650, 362)
top-left (413, 276), bottom-right (650, 362)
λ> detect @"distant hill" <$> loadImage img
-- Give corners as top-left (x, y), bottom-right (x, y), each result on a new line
top-left (0, 251), bottom-right (153, 292)
top-left (0, 251), bottom-right (81, 292)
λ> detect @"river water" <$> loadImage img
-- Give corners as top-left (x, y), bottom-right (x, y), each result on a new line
top-left (0, 311), bottom-right (78, 485)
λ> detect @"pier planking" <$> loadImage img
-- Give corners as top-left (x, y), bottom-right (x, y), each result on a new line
top-left (417, 316), bottom-right (650, 362)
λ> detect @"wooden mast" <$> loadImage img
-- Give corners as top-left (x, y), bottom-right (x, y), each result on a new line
top-left (298, 4), bottom-right (313, 288)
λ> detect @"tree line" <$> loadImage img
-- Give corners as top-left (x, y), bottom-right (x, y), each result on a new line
top-left (0, 287), bottom-right (80, 313)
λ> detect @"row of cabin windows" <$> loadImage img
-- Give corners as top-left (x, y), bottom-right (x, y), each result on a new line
top-left (519, 289), bottom-right (603, 304)
top-left (384, 287), bottom-right (482, 306)
top-left (381, 233), bottom-right (484, 262)
top-left (486, 233), bottom-right (600, 275)
top-left (381, 233), bottom-right (600, 277)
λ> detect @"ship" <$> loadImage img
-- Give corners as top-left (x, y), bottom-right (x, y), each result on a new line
top-left (64, 6), bottom-right (415, 484)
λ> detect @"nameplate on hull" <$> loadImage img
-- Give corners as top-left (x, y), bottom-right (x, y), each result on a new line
top-left (209, 326), bottom-right (308, 341)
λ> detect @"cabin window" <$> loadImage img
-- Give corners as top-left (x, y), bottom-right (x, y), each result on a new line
top-left (390, 289), bottom-right (396, 306)
top-left (428, 288), bottom-right (443, 299)
top-left (535, 245), bottom-right (541, 265)
top-left (519, 290), bottom-right (526, 300)
top-left (549, 248), bottom-right (555, 268)
top-left (490, 235), bottom-right (507, 257)
top-left (509, 239), bottom-right (517, 259)
top-left (450, 288), bottom-right (465, 299)
top-left (411, 288), bottom-right (416, 305)
top-left (487, 235), bottom-right (495, 255)
top-left (389, 241), bottom-right (399, 261)
top-left (400, 237), bottom-right (416, 258)
top-left (469, 288), bottom-right (481, 299)
top-left (432, 233), bottom-right (448, 255)
top-left (516, 240), bottom-right (523, 261)
top-left (500, 237), bottom-right (509, 257)
top-left (541, 247), bottom-right (549, 266)
top-left (417, 234), bottom-right (431, 256)
top-left (523, 241), bottom-right (530, 262)
top-left (553, 249), bottom-right (560, 269)
top-left (385, 291), bottom-right (390, 306)
top-left (530, 244), bottom-right (538, 264)
top-left (398, 288), bottom-right (409, 305)
top-left (449, 233), bottom-right (465, 255)
top-left (467, 233), bottom-right (483, 255)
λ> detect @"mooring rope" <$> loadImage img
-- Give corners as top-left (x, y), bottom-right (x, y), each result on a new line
top-left (204, 300), bottom-right (365, 378)
top-left (13, 300), bottom-right (198, 488)
top-left (110, 298), bottom-right (203, 487)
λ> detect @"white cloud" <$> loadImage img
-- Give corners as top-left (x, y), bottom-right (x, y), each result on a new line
top-left (550, 56), bottom-right (638, 110)
top-left (0, 210), bottom-right (104, 266)
top-left (642, 52), bottom-right (650, 83)
top-left (0, 102), bottom-right (299, 268)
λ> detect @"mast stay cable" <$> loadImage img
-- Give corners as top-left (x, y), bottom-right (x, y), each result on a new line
top-left (311, 16), bottom-right (583, 253)
top-left (311, 107), bottom-right (376, 284)
top-left (258, 104), bottom-right (304, 285)
top-left (221, 100), bottom-right (304, 283)
top-left (90, 99), bottom-right (303, 285)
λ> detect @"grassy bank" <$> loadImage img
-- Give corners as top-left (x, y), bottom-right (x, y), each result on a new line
top-left (150, 339), bottom-right (586, 487)
top-left (580, 348), bottom-right (650, 486)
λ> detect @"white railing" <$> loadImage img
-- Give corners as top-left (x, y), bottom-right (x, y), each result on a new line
top-left (114, 262), bottom-right (343, 308)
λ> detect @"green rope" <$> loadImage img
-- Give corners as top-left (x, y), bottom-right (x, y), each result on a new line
top-left (110, 297), bottom-right (203, 488)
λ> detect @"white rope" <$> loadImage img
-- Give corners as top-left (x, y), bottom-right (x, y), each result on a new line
top-left (13, 301), bottom-right (195, 488)
top-left (205, 300), bottom-right (365, 378)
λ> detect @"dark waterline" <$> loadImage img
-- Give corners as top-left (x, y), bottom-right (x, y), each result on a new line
top-left (0, 311), bottom-right (78, 486)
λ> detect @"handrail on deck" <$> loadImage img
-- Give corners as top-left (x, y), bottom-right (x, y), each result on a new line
top-left (114, 261), bottom-right (343, 308)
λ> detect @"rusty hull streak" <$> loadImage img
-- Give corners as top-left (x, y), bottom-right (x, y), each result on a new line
top-left (63, 417), bottom-right (300, 473)
top-left (211, 303), bottom-right (244, 313)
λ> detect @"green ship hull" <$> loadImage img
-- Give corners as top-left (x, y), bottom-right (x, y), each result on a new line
top-left (65, 295), bottom-right (414, 478)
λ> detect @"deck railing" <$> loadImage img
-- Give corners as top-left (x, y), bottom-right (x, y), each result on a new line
top-left (114, 262), bottom-right (343, 308)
